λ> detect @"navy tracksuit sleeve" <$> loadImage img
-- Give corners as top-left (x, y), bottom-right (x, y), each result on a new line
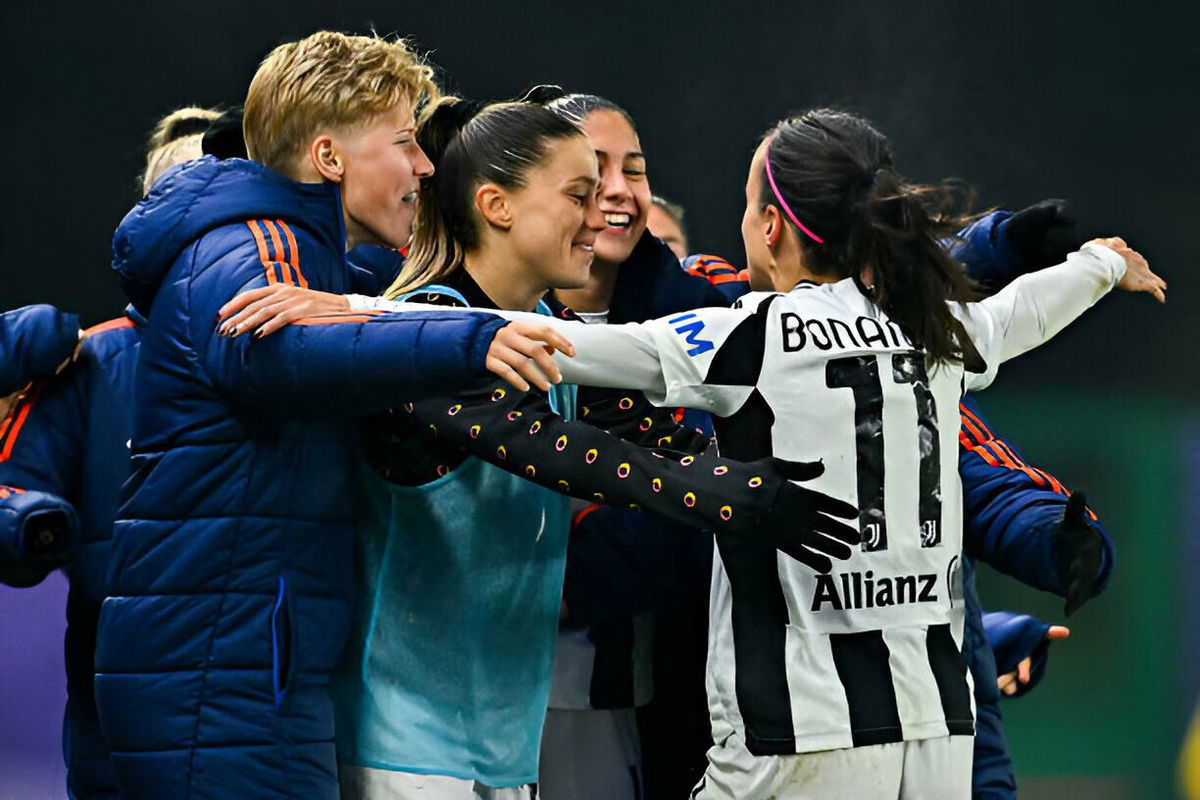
top-left (0, 370), bottom-right (86, 586)
top-left (950, 210), bottom-right (1021, 290)
top-left (186, 234), bottom-right (509, 419)
top-left (0, 304), bottom-right (80, 395)
top-left (958, 394), bottom-right (1114, 595)
top-left (0, 486), bottom-right (79, 587)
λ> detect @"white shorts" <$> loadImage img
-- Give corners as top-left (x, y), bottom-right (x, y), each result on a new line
top-left (339, 765), bottom-right (533, 800)
top-left (691, 734), bottom-right (973, 800)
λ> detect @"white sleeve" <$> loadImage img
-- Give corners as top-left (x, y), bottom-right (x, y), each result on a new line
top-left (956, 241), bottom-right (1126, 391)
top-left (488, 303), bottom-right (765, 416)
top-left (346, 294), bottom-right (401, 311)
top-left (337, 295), bottom-right (663, 390)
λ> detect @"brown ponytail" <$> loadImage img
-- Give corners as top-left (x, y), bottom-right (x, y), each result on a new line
top-left (762, 110), bottom-right (981, 365)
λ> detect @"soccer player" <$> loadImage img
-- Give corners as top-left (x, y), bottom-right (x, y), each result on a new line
top-left (450, 109), bottom-right (1164, 798)
top-left (222, 95), bottom-right (859, 800)
top-left (90, 31), bottom-right (576, 800)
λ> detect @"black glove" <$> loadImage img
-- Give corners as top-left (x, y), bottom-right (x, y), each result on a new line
top-left (1003, 199), bottom-right (1083, 272)
top-left (1053, 491), bottom-right (1103, 616)
top-left (755, 459), bottom-right (861, 573)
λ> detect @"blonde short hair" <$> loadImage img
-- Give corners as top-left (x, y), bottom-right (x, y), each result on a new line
top-left (141, 106), bottom-right (221, 194)
top-left (243, 31), bottom-right (438, 174)
top-left (142, 134), bottom-right (205, 194)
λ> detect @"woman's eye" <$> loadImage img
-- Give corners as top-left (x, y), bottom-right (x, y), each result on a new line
top-left (623, 169), bottom-right (646, 179)
top-left (570, 194), bottom-right (587, 205)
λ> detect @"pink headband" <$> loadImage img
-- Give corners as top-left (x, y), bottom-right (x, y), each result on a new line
top-left (764, 138), bottom-right (824, 245)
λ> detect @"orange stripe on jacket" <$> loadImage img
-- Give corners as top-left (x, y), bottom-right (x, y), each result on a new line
top-left (961, 437), bottom-right (1001, 467)
top-left (0, 382), bottom-right (46, 462)
top-left (292, 310), bottom-right (386, 326)
top-left (246, 221), bottom-right (279, 285)
top-left (83, 317), bottom-right (134, 337)
top-left (955, 407), bottom-right (993, 443)
top-left (264, 220), bottom-right (292, 284)
top-left (958, 403), bottom-right (1093, 514)
top-left (698, 271), bottom-right (750, 286)
top-left (994, 439), bottom-right (1067, 495)
top-left (274, 220), bottom-right (308, 288)
top-left (983, 440), bottom-right (1049, 488)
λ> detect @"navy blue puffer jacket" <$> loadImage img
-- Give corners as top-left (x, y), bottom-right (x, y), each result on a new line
top-left (0, 308), bottom-right (138, 799)
top-left (93, 156), bottom-right (507, 800)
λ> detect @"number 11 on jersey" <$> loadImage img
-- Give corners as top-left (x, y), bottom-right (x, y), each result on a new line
top-left (826, 352), bottom-right (942, 552)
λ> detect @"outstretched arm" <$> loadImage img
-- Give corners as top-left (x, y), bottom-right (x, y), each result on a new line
top-left (387, 375), bottom-right (859, 572)
top-left (959, 238), bottom-right (1164, 390)
top-left (217, 281), bottom-right (762, 410)
top-left (959, 395), bottom-right (1113, 613)
top-left (197, 245), bottom-right (574, 416)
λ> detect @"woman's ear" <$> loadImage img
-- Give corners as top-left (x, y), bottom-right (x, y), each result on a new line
top-left (475, 183), bottom-right (513, 230)
top-left (310, 135), bottom-right (343, 183)
top-left (763, 204), bottom-right (783, 249)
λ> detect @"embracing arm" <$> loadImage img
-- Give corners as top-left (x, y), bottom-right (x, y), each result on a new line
top-left (399, 378), bottom-right (850, 556)
top-left (194, 239), bottom-right (572, 418)
top-left (346, 293), bottom-right (681, 398)
top-left (960, 395), bottom-right (1113, 613)
top-left (960, 239), bottom-right (1164, 390)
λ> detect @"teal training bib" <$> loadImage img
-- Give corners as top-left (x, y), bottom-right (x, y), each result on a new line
top-left (334, 288), bottom-right (575, 786)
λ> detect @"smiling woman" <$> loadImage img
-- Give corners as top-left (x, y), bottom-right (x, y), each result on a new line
top-left (330, 104), bottom-right (435, 250)
top-left (388, 97), bottom-right (601, 303)
top-left (532, 90), bottom-right (654, 314)
top-left (309, 97), bottom-right (858, 800)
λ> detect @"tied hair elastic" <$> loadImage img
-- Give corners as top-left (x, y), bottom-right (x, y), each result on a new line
top-left (763, 137), bottom-right (825, 245)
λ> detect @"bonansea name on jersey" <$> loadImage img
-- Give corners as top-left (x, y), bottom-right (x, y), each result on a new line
top-left (780, 311), bottom-right (912, 353)
top-left (651, 281), bottom-right (974, 756)
top-left (501, 245), bottom-right (1123, 760)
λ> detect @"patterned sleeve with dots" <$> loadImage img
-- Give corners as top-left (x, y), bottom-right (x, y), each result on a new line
top-left (384, 378), bottom-right (792, 537)
top-left (574, 384), bottom-right (711, 455)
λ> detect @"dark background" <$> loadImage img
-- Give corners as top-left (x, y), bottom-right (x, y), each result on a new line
top-left (1, 3), bottom-right (1197, 798)
top-left (3, 1), bottom-right (1197, 397)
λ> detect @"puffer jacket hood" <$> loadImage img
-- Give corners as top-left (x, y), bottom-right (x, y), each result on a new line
top-left (0, 305), bottom-right (80, 395)
top-left (112, 156), bottom-right (343, 313)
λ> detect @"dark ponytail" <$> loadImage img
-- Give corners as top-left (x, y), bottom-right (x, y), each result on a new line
top-left (389, 96), bottom-right (585, 298)
top-left (521, 84), bottom-right (637, 132)
top-left (762, 110), bottom-right (980, 366)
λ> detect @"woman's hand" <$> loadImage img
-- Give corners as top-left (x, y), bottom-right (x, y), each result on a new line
top-left (216, 285), bottom-right (576, 392)
top-left (217, 285), bottom-right (350, 337)
top-left (1091, 237), bottom-right (1166, 303)
top-left (486, 321), bottom-right (575, 393)
top-left (996, 625), bottom-right (1070, 696)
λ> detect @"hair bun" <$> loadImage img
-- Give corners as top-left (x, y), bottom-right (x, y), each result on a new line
top-left (515, 84), bottom-right (567, 105)
top-left (419, 96), bottom-right (486, 169)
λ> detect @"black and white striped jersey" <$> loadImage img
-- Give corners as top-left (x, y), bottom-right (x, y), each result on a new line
top-left (446, 243), bottom-right (1125, 755)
